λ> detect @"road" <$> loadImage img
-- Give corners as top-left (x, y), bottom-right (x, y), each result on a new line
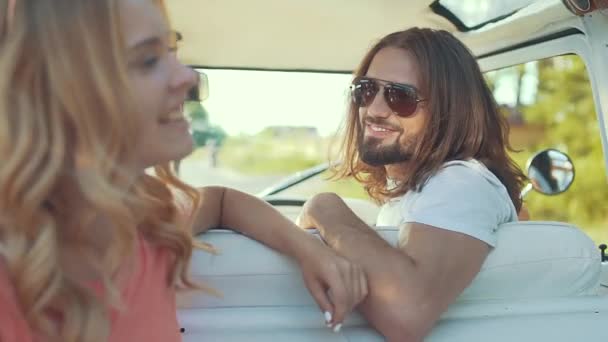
top-left (177, 158), bottom-right (285, 195)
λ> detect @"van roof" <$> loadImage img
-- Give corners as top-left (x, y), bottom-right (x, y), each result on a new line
top-left (167, 0), bottom-right (574, 72)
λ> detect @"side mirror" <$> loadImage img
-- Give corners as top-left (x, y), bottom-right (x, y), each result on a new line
top-left (523, 149), bottom-right (575, 196)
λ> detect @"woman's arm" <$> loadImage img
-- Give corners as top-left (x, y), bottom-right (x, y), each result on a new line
top-left (192, 186), bottom-right (303, 256)
top-left (187, 186), bottom-right (369, 329)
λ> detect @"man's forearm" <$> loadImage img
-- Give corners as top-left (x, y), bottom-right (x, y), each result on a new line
top-left (311, 203), bottom-right (415, 282)
top-left (304, 194), bottom-right (491, 340)
top-left (316, 218), bottom-right (425, 340)
top-left (305, 193), bottom-right (412, 271)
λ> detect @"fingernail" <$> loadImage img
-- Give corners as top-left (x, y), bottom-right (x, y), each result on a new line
top-left (324, 311), bottom-right (332, 323)
top-left (333, 323), bottom-right (342, 333)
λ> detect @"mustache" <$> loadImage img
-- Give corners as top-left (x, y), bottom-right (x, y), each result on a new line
top-left (362, 116), bottom-right (402, 132)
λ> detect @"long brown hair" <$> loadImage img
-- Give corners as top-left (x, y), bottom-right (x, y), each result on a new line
top-left (0, 0), bottom-right (206, 340)
top-left (334, 28), bottom-right (525, 211)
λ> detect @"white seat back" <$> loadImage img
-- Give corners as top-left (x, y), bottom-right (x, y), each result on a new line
top-left (177, 222), bottom-right (601, 340)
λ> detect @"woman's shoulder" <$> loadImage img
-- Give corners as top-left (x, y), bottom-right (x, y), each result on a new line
top-left (0, 261), bottom-right (35, 341)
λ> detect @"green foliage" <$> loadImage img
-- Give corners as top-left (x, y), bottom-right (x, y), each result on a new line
top-left (192, 125), bottom-right (227, 147)
top-left (185, 101), bottom-right (209, 121)
top-left (508, 55), bottom-right (608, 242)
top-left (217, 134), bottom-right (325, 175)
top-left (324, 176), bottom-right (369, 199)
top-left (185, 101), bottom-right (227, 147)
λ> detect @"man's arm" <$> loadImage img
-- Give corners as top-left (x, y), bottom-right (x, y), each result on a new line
top-left (299, 192), bottom-right (489, 341)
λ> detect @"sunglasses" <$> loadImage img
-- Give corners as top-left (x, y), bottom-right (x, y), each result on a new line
top-left (350, 76), bottom-right (426, 117)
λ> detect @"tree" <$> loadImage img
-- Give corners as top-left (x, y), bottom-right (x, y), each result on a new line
top-left (515, 55), bottom-right (608, 232)
top-left (184, 101), bottom-right (227, 147)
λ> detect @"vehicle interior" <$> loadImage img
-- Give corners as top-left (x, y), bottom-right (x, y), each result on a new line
top-left (168, 0), bottom-right (608, 340)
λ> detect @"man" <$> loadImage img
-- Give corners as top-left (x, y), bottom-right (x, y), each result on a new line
top-left (297, 28), bottom-right (526, 341)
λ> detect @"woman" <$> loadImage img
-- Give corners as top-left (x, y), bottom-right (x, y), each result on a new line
top-left (0, 0), bottom-right (366, 341)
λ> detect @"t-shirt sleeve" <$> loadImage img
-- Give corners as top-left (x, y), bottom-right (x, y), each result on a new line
top-left (402, 164), bottom-right (512, 247)
top-left (0, 267), bottom-right (34, 342)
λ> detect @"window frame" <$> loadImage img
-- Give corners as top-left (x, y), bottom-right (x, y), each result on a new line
top-left (477, 32), bottom-right (608, 175)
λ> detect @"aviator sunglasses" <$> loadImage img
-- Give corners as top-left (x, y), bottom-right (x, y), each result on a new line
top-left (350, 76), bottom-right (426, 117)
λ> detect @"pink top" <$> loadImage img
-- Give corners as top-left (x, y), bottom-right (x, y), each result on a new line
top-left (0, 235), bottom-right (182, 341)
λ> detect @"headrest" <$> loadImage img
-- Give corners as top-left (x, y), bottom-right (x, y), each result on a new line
top-left (462, 221), bottom-right (601, 300)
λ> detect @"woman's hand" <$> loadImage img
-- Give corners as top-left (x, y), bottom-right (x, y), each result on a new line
top-left (296, 237), bottom-right (368, 332)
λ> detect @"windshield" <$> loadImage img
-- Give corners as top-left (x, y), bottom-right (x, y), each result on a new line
top-left (178, 69), bottom-right (356, 195)
top-left (177, 57), bottom-right (607, 243)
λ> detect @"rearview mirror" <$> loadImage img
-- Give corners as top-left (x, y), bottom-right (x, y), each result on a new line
top-left (525, 149), bottom-right (575, 196)
top-left (187, 70), bottom-right (210, 102)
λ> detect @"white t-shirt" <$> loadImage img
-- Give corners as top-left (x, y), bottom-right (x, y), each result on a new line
top-left (376, 160), bottom-right (518, 247)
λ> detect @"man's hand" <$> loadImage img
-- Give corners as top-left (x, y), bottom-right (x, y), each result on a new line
top-left (295, 239), bottom-right (369, 331)
top-left (296, 192), bottom-right (365, 232)
top-left (294, 194), bottom-right (329, 230)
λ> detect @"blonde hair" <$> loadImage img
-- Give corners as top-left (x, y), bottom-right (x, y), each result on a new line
top-left (0, 0), bottom-right (206, 340)
top-left (0, 0), bottom-right (12, 40)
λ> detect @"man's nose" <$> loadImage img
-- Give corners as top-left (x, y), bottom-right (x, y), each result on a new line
top-left (365, 88), bottom-right (392, 119)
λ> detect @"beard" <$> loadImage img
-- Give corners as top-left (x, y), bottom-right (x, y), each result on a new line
top-left (359, 135), bottom-right (416, 166)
